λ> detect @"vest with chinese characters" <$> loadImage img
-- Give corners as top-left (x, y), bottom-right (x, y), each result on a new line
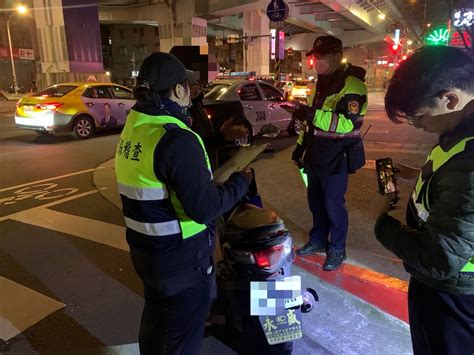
top-left (410, 137), bottom-right (474, 275)
top-left (115, 110), bottom-right (211, 239)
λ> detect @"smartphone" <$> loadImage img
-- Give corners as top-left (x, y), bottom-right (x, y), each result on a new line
top-left (376, 158), bottom-right (398, 204)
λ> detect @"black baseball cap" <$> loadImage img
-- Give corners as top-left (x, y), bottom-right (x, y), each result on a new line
top-left (306, 35), bottom-right (343, 56)
top-left (137, 52), bottom-right (195, 92)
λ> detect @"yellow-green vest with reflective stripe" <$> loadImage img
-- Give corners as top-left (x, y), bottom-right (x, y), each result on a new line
top-left (115, 110), bottom-right (210, 239)
top-left (308, 72), bottom-right (367, 139)
top-left (411, 136), bottom-right (474, 275)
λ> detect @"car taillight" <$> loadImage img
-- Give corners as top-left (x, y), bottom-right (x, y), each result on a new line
top-left (253, 238), bottom-right (292, 269)
top-left (204, 108), bottom-right (214, 119)
top-left (35, 102), bottom-right (64, 111)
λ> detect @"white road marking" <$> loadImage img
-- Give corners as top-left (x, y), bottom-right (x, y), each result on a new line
top-left (0, 276), bottom-right (65, 341)
top-left (11, 207), bottom-right (128, 251)
top-left (0, 190), bottom-right (98, 222)
top-left (0, 168), bottom-right (103, 193)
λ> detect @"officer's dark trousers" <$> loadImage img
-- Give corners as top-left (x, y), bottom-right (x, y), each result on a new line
top-left (128, 235), bottom-right (214, 355)
top-left (408, 278), bottom-right (474, 355)
top-left (307, 172), bottom-right (348, 253)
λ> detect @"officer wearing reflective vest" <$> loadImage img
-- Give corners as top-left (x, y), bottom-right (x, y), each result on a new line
top-left (372, 46), bottom-right (474, 354)
top-left (115, 53), bottom-right (251, 355)
top-left (292, 36), bottom-right (367, 271)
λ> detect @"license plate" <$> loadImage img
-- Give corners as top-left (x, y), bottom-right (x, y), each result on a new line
top-left (23, 105), bottom-right (33, 112)
top-left (250, 276), bottom-right (302, 316)
top-left (259, 308), bottom-right (303, 345)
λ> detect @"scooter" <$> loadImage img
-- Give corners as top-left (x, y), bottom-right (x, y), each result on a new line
top-left (8, 84), bottom-right (26, 94)
top-left (212, 172), bottom-right (317, 355)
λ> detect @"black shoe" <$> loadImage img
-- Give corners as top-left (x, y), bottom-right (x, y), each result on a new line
top-left (323, 251), bottom-right (346, 271)
top-left (296, 242), bottom-right (326, 257)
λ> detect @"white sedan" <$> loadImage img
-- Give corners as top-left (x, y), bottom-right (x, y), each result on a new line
top-left (203, 79), bottom-right (299, 137)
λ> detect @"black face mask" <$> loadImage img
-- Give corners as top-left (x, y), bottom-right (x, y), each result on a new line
top-left (191, 91), bottom-right (204, 105)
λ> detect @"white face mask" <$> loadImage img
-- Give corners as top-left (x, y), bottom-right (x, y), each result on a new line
top-left (315, 59), bottom-right (331, 75)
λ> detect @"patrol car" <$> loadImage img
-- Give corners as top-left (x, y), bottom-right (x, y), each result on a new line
top-left (15, 82), bottom-right (135, 139)
top-left (203, 78), bottom-right (299, 138)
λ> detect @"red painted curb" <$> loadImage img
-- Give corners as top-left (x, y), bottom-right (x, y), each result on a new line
top-left (295, 254), bottom-right (409, 323)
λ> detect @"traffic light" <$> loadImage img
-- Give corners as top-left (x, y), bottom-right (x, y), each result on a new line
top-left (309, 57), bottom-right (314, 69)
top-left (402, 54), bottom-right (408, 61)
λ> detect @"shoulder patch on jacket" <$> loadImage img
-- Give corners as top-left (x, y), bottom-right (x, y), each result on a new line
top-left (348, 100), bottom-right (360, 114)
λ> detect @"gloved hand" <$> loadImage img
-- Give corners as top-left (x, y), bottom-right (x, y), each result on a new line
top-left (292, 105), bottom-right (310, 123)
top-left (292, 144), bottom-right (305, 168)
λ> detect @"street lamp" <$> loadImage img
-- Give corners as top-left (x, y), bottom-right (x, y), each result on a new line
top-left (7, 4), bottom-right (28, 95)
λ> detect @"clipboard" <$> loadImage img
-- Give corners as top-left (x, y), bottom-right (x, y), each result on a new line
top-left (213, 144), bottom-right (269, 183)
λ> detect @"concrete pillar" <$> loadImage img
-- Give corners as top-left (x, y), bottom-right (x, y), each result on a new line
top-left (33, 0), bottom-right (106, 87)
top-left (159, 0), bottom-right (208, 54)
top-left (33, 0), bottom-right (70, 75)
top-left (243, 10), bottom-right (270, 76)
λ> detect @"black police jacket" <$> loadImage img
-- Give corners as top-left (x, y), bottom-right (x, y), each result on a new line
top-left (294, 64), bottom-right (367, 176)
top-left (375, 114), bottom-right (474, 295)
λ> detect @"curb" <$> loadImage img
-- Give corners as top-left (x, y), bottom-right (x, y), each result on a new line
top-left (295, 254), bottom-right (408, 323)
top-left (94, 158), bottom-right (409, 324)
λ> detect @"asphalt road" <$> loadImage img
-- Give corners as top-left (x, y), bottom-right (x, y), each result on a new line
top-left (0, 101), bottom-right (428, 354)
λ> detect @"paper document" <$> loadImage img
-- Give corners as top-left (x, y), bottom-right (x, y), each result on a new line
top-left (214, 144), bottom-right (269, 183)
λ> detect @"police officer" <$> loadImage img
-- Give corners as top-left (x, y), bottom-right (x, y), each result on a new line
top-left (292, 36), bottom-right (367, 271)
top-left (169, 45), bottom-right (249, 171)
top-left (115, 52), bottom-right (251, 354)
top-left (373, 46), bottom-right (474, 355)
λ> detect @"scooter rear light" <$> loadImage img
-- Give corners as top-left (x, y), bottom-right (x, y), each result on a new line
top-left (253, 238), bottom-right (292, 269)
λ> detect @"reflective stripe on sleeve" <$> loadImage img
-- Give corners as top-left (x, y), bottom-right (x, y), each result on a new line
top-left (117, 183), bottom-right (169, 201)
top-left (124, 217), bottom-right (181, 236)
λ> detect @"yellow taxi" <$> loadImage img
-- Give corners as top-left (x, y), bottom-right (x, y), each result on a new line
top-left (15, 82), bottom-right (135, 139)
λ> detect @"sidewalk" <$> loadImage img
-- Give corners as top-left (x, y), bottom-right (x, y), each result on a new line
top-left (93, 159), bottom-right (412, 354)
top-left (0, 100), bottom-right (17, 114)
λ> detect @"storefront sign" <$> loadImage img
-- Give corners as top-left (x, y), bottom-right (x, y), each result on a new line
top-left (0, 48), bottom-right (35, 60)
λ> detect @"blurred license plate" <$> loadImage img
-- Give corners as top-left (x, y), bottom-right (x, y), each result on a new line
top-left (23, 105), bottom-right (33, 112)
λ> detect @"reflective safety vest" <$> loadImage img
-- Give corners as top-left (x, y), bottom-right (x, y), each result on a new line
top-left (307, 74), bottom-right (367, 139)
top-left (411, 136), bottom-right (474, 275)
top-left (115, 110), bottom-right (211, 239)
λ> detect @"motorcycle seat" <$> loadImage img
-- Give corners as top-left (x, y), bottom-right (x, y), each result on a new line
top-left (222, 204), bottom-right (285, 241)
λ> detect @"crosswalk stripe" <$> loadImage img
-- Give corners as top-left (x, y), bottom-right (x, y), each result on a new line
top-left (11, 208), bottom-right (128, 251)
top-left (0, 276), bottom-right (65, 341)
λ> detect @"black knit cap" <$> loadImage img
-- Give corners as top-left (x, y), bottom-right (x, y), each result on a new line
top-left (137, 52), bottom-right (194, 92)
top-left (306, 35), bottom-right (343, 56)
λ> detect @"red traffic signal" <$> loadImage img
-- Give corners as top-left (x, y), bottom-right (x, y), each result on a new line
top-left (402, 54), bottom-right (408, 61)
top-left (391, 44), bottom-right (401, 54)
top-left (309, 57), bottom-right (314, 69)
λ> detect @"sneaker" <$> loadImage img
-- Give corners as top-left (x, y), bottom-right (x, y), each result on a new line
top-left (296, 242), bottom-right (326, 257)
top-left (323, 251), bottom-right (346, 271)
